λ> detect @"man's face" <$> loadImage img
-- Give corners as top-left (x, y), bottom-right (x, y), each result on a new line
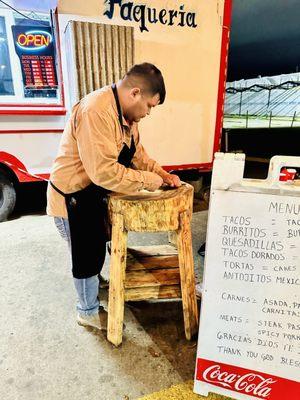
top-left (124, 89), bottom-right (160, 123)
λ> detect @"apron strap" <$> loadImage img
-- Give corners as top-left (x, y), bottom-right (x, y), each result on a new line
top-left (111, 83), bottom-right (124, 132)
top-left (50, 181), bottom-right (67, 198)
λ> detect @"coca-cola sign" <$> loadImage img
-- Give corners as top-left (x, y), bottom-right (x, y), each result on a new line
top-left (196, 359), bottom-right (300, 399)
top-left (203, 364), bottom-right (276, 398)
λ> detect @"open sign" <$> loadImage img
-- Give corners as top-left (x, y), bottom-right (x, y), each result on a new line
top-left (12, 25), bottom-right (57, 89)
top-left (16, 30), bottom-right (52, 51)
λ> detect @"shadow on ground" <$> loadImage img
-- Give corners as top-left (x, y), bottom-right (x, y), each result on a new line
top-left (127, 300), bottom-right (201, 380)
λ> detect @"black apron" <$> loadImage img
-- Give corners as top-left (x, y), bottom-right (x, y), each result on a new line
top-left (51, 84), bottom-right (136, 279)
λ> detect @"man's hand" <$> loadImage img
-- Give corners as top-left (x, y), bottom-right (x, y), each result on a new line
top-left (146, 174), bottom-right (164, 191)
top-left (161, 172), bottom-right (181, 188)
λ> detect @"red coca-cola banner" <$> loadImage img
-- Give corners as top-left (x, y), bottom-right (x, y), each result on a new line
top-left (196, 358), bottom-right (300, 399)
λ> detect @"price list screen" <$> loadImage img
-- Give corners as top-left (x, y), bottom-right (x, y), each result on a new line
top-left (21, 55), bottom-right (57, 88)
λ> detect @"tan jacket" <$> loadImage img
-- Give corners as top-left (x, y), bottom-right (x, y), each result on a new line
top-left (47, 86), bottom-right (165, 218)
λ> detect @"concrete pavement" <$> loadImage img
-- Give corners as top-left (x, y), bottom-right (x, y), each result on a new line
top-left (0, 211), bottom-right (207, 400)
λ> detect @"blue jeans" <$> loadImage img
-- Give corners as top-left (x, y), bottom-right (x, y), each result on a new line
top-left (54, 217), bottom-right (100, 316)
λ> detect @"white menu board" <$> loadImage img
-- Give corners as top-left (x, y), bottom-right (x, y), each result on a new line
top-left (194, 154), bottom-right (300, 400)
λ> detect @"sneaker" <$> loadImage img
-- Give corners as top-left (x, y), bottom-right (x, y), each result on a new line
top-left (98, 274), bottom-right (109, 289)
top-left (77, 309), bottom-right (108, 331)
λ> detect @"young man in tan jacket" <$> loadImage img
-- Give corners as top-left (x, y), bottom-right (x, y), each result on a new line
top-left (47, 63), bottom-right (180, 331)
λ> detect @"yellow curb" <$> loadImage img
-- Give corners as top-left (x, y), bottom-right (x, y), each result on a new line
top-left (137, 381), bottom-right (235, 400)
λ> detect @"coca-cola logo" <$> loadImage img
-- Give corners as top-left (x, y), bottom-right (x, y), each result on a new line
top-left (202, 364), bottom-right (277, 398)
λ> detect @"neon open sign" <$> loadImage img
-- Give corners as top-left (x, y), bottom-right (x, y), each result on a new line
top-left (16, 30), bottom-right (52, 51)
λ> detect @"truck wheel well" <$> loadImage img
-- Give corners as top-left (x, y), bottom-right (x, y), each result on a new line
top-left (0, 163), bottom-right (19, 187)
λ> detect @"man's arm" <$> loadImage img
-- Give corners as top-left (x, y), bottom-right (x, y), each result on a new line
top-left (75, 109), bottom-right (163, 192)
top-left (131, 127), bottom-right (181, 187)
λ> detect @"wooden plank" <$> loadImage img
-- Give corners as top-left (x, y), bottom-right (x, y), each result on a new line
top-left (126, 253), bottom-right (179, 271)
top-left (177, 211), bottom-right (199, 340)
top-left (128, 245), bottom-right (178, 258)
top-left (104, 24), bottom-right (113, 85)
top-left (125, 27), bottom-right (134, 71)
top-left (125, 285), bottom-right (181, 301)
top-left (90, 23), bottom-right (100, 89)
top-left (98, 24), bottom-right (106, 87)
top-left (111, 25), bottom-right (120, 82)
top-left (118, 26), bottom-right (127, 78)
top-left (83, 22), bottom-right (93, 94)
top-left (73, 22), bottom-right (86, 99)
top-left (107, 213), bottom-right (127, 347)
top-left (125, 268), bottom-right (180, 288)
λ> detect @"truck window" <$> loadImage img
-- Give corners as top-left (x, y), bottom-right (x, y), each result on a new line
top-left (0, 8), bottom-right (63, 112)
top-left (0, 15), bottom-right (14, 96)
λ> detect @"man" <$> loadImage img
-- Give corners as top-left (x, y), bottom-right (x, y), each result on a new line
top-left (47, 63), bottom-right (181, 331)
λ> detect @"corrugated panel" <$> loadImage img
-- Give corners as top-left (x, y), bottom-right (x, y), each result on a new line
top-left (71, 21), bottom-right (134, 99)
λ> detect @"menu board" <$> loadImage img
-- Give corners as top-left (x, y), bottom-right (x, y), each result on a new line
top-left (11, 25), bottom-right (57, 89)
top-left (194, 189), bottom-right (300, 400)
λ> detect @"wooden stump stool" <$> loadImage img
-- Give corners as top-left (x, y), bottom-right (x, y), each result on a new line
top-left (107, 183), bottom-right (198, 346)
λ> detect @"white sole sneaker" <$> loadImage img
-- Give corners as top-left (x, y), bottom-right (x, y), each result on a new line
top-left (77, 313), bottom-right (107, 331)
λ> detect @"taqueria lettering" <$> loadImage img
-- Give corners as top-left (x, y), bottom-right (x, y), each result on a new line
top-left (104, 1), bottom-right (198, 32)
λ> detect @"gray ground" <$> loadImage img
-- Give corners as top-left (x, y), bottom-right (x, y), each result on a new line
top-left (0, 211), bottom-right (207, 400)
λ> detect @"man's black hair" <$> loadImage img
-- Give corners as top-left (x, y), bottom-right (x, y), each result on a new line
top-left (125, 63), bottom-right (166, 104)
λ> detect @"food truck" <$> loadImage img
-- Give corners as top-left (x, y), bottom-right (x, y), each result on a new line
top-left (0, 0), bottom-right (232, 220)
